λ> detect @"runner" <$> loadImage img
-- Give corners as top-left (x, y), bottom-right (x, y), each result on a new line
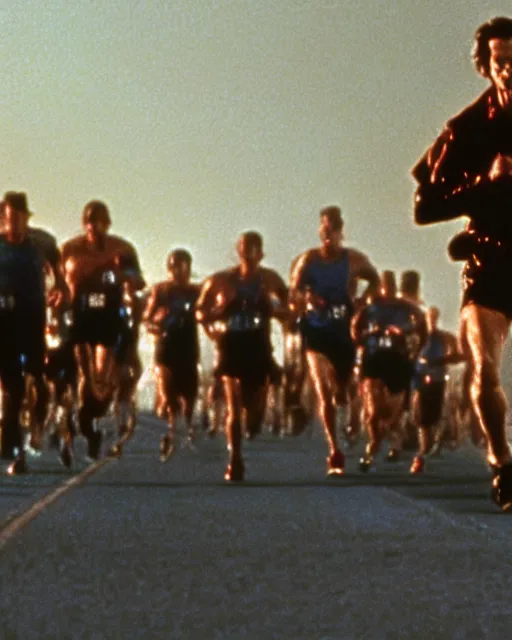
top-left (412, 16), bottom-right (512, 508)
top-left (61, 200), bottom-right (145, 460)
top-left (0, 192), bottom-right (48, 474)
top-left (196, 231), bottom-right (288, 481)
top-left (410, 306), bottom-right (464, 473)
top-left (144, 249), bottom-right (201, 460)
top-left (352, 270), bottom-right (427, 472)
top-left (289, 205), bottom-right (379, 475)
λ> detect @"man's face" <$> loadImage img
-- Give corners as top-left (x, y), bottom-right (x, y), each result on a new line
top-left (84, 217), bottom-right (109, 242)
top-left (489, 38), bottom-right (512, 98)
top-left (168, 257), bottom-right (191, 284)
top-left (4, 205), bottom-right (28, 240)
top-left (237, 237), bottom-right (262, 267)
top-left (319, 215), bottom-right (342, 249)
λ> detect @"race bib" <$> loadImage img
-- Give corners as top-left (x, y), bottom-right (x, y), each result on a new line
top-left (0, 295), bottom-right (15, 310)
top-left (329, 304), bottom-right (347, 320)
top-left (88, 293), bottom-right (106, 309)
top-left (227, 313), bottom-right (262, 331)
top-left (378, 335), bottom-right (393, 349)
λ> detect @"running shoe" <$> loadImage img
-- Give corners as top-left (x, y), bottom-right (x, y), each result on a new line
top-left (327, 450), bottom-right (345, 476)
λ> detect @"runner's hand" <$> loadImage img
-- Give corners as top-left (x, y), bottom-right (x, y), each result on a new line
top-left (489, 154), bottom-right (512, 181)
top-left (47, 288), bottom-right (64, 309)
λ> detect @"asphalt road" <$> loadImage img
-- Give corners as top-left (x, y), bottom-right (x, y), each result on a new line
top-left (0, 415), bottom-right (510, 640)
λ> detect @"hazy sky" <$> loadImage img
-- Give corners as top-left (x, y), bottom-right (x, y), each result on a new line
top-left (2, 1), bottom-right (511, 331)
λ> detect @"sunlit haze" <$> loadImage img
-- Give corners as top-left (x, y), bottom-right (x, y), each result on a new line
top-left (2, 1), bottom-right (510, 335)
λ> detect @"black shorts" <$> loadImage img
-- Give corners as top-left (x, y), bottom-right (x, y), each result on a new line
top-left (416, 381), bottom-right (445, 428)
top-left (361, 349), bottom-right (414, 395)
top-left (155, 331), bottom-right (199, 369)
top-left (216, 330), bottom-right (275, 387)
top-left (0, 311), bottom-right (46, 376)
top-left (71, 306), bottom-right (124, 349)
top-left (117, 323), bottom-right (144, 366)
top-left (462, 258), bottom-right (512, 318)
top-left (161, 363), bottom-right (199, 399)
top-left (301, 324), bottom-right (355, 385)
top-left (45, 342), bottom-right (78, 386)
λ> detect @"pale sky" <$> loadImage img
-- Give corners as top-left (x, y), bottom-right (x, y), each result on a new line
top-left (2, 1), bottom-right (511, 333)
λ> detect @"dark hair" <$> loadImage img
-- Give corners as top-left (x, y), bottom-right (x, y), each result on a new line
top-left (82, 200), bottom-right (111, 226)
top-left (240, 230), bottom-right (263, 252)
top-left (472, 16), bottom-right (512, 77)
top-left (1, 191), bottom-right (32, 215)
top-left (319, 205), bottom-right (343, 231)
top-left (167, 248), bottom-right (192, 270)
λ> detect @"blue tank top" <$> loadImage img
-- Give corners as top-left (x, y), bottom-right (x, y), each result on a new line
top-left (223, 274), bottom-right (271, 332)
top-left (162, 288), bottom-right (198, 332)
top-left (157, 287), bottom-right (199, 359)
top-left (300, 251), bottom-right (353, 331)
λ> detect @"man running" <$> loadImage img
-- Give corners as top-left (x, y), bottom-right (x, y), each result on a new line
top-left (0, 196), bottom-right (68, 454)
top-left (410, 306), bottom-right (464, 473)
top-left (144, 249), bottom-right (201, 460)
top-left (289, 205), bottom-right (380, 475)
top-left (352, 270), bottom-right (427, 471)
top-left (61, 200), bottom-right (145, 460)
top-left (412, 16), bottom-right (512, 509)
top-left (0, 192), bottom-right (48, 474)
top-left (196, 231), bottom-right (288, 482)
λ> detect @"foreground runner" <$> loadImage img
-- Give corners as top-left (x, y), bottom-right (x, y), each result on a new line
top-left (290, 205), bottom-right (379, 475)
top-left (0, 196), bottom-right (68, 455)
top-left (0, 193), bottom-right (48, 474)
top-left (410, 306), bottom-right (463, 473)
top-left (412, 16), bottom-right (512, 509)
top-left (196, 231), bottom-right (288, 482)
top-left (61, 201), bottom-right (145, 461)
top-left (144, 249), bottom-right (201, 460)
top-left (352, 270), bottom-right (427, 471)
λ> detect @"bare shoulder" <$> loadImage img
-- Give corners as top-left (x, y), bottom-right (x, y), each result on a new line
top-left (346, 247), bottom-right (372, 266)
top-left (346, 248), bottom-right (378, 282)
top-left (216, 267), bottom-right (236, 283)
top-left (199, 269), bottom-right (227, 292)
top-left (61, 235), bottom-right (84, 259)
top-left (108, 234), bottom-right (138, 255)
top-left (261, 265), bottom-right (285, 283)
top-left (289, 252), bottom-right (303, 274)
top-left (152, 280), bottom-right (169, 295)
top-left (290, 249), bottom-right (317, 275)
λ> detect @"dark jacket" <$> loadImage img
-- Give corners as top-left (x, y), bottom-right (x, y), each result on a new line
top-left (412, 87), bottom-right (512, 234)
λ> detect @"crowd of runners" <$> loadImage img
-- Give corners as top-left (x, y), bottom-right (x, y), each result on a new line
top-left (0, 16), bottom-right (511, 510)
